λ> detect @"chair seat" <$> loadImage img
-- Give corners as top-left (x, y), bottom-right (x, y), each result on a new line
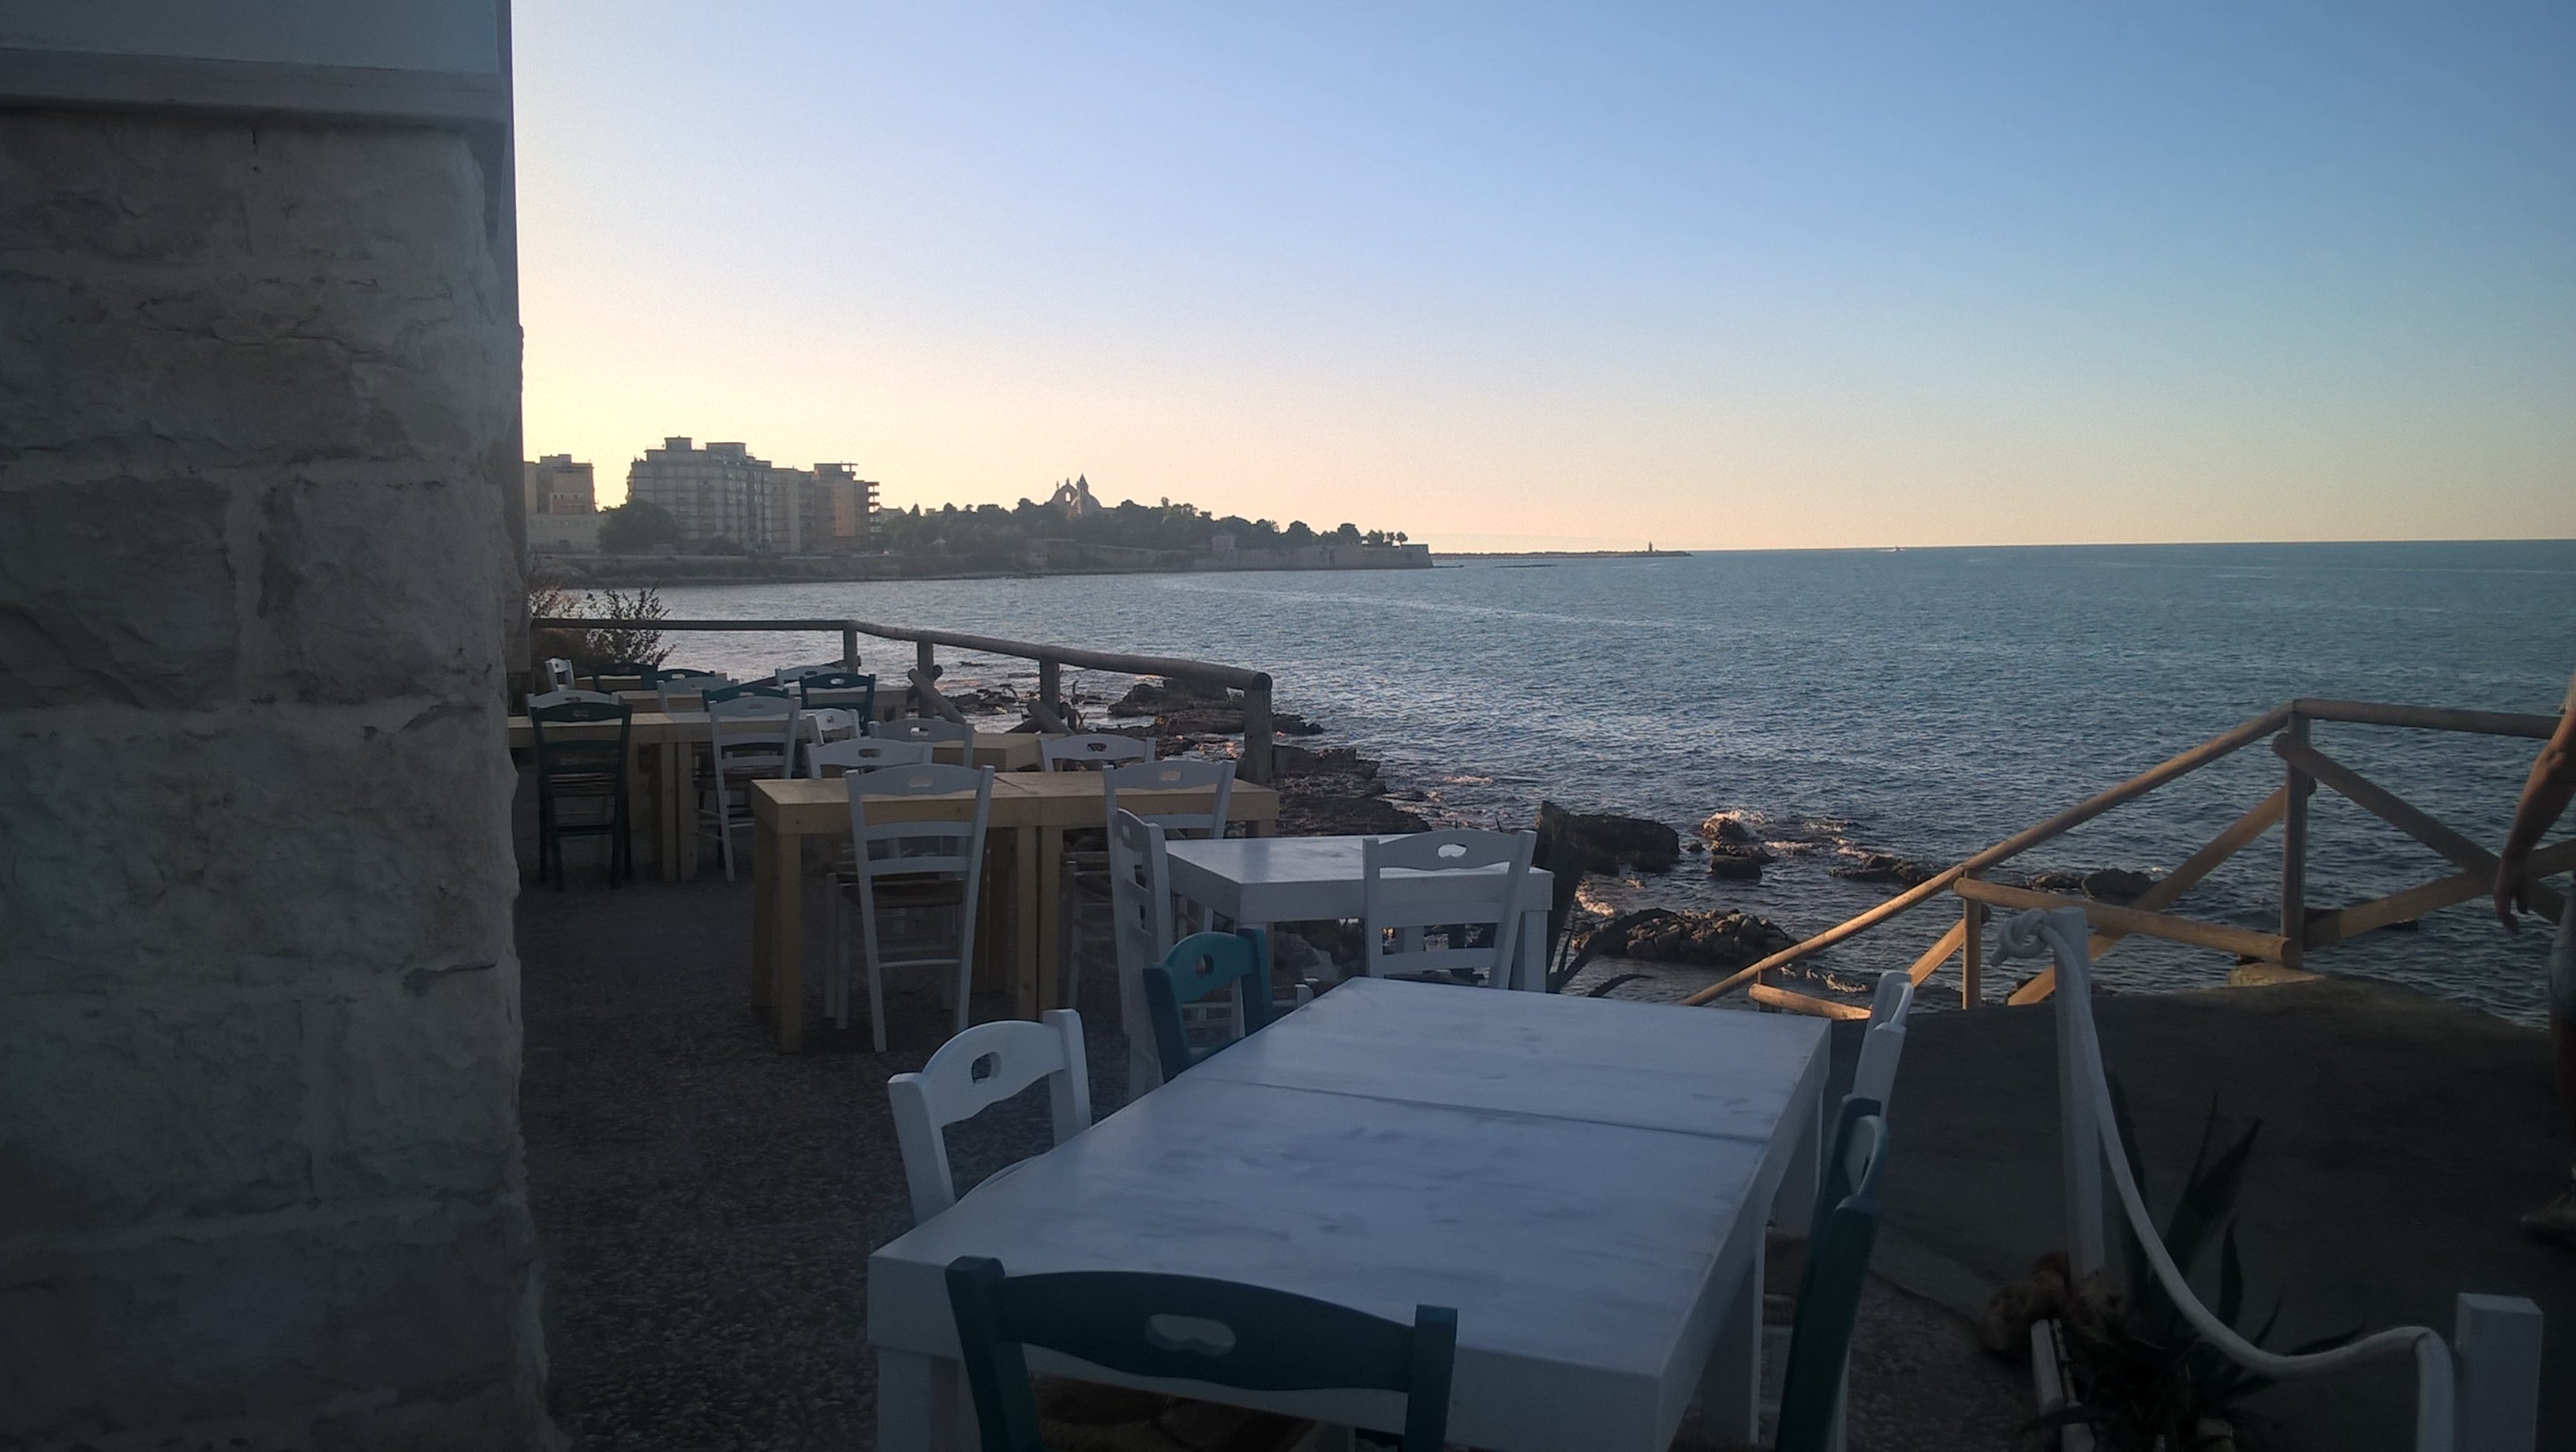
top-left (1035, 1377), bottom-right (1313, 1452)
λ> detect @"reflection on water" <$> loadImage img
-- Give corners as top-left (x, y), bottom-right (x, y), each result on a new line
top-left (649, 540), bottom-right (2576, 1024)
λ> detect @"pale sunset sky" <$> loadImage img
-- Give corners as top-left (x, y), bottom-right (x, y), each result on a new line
top-left (513, 3), bottom-right (2574, 552)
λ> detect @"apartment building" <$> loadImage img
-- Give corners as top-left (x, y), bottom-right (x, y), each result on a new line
top-left (627, 437), bottom-right (876, 552)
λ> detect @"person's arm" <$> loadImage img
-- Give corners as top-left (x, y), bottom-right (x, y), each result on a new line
top-left (2496, 701), bottom-right (2576, 930)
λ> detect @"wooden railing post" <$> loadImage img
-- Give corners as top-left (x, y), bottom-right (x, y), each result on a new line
top-left (1241, 675), bottom-right (1275, 786)
top-left (1028, 657), bottom-right (1073, 733)
top-left (841, 626), bottom-right (859, 670)
top-left (914, 640), bottom-right (937, 717)
top-left (2279, 712), bottom-right (2312, 970)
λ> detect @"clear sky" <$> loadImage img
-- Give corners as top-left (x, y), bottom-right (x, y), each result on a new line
top-left (513, 3), bottom-right (2574, 550)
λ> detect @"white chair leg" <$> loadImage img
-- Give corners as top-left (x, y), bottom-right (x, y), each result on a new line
top-left (859, 885), bottom-right (888, 1054)
top-left (718, 780), bottom-right (739, 882)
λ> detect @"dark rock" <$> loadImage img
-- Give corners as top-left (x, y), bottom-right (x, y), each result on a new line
top-left (1700, 812), bottom-right (1757, 846)
top-left (1830, 850), bottom-right (1940, 887)
top-left (1106, 676), bottom-right (1230, 716)
top-left (2026, 867), bottom-right (2156, 903)
top-left (1535, 801), bottom-right (1681, 874)
top-left (1570, 908), bottom-right (1799, 972)
top-left (1706, 845), bottom-right (1769, 881)
top-left (1279, 795), bottom-right (1429, 836)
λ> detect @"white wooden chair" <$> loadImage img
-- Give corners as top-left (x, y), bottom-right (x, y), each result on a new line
top-left (1103, 808), bottom-right (1179, 1097)
top-left (698, 695), bottom-right (800, 881)
top-left (541, 657), bottom-right (576, 693)
top-left (806, 738), bottom-right (934, 780)
top-left (1850, 971), bottom-right (1914, 1114)
top-left (869, 717), bottom-right (980, 759)
top-left (1359, 829), bottom-right (1537, 988)
top-left (653, 667), bottom-right (728, 713)
top-left (827, 762), bottom-right (994, 1053)
top-left (1103, 758), bottom-right (1235, 839)
top-left (525, 687), bottom-right (620, 713)
top-left (771, 661), bottom-right (841, 687)
top-left (886, 1011), bottom-right (1091, 1226)
top-left (1039, 732), bottom-right (1155, 772)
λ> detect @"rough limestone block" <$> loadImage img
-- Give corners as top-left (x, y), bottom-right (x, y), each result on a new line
top-left (0, 476), bottom-right (238, 709)
top-left (313, 962), bottom-right (526, 1204)
top-left (0, 997), bottom-right (312, 1239)
top-left (0, 1199), bottom-right (544, 1446)
top-left (0, 705), bottom-right (517, 999)
top-left (243, 473), bottom-right (508, 705)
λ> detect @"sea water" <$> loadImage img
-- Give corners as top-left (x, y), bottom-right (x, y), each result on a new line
top-left (645, 540), bottom-right (2576, 1024)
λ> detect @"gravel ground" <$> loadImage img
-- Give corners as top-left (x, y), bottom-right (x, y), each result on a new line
top-left (517, 840), bottom-right (2036, 1450)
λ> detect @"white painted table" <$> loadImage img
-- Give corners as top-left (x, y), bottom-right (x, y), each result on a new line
top-left (866, 976), bottom-right (1829, 1452)
top-left (1163, 835), bottom-right (1558, 990)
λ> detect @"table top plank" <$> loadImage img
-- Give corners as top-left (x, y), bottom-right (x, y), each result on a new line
top-left (1165, 834), bottom-right (1555, 921)
top-left (1181, 978), bottom-right (1823, 1144)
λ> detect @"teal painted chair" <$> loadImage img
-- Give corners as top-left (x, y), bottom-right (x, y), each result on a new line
top-left (526, 690), bottom-right (634, 889)
top-left (1140, 929), bottom-right (1279, 1082)
top-left (945, 1255), bottom-right (1458, 1452)
top-left (1773, 1095), bottom-right (1888, 1452)
top-left (703, 681), bottom-right (792, 707)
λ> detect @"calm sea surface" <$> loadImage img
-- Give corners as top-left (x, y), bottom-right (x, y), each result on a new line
top-left (650, 541), bottom-right (2576, 1024)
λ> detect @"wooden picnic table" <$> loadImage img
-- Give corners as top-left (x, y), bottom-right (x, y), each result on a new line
top-left (505, 712), bottom-right (1040, 880)
top-left (748, 773), bottom-right (1279, 1051)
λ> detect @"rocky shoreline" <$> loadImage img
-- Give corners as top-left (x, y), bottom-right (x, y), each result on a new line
top-left (1039, 675), bottom-right (2194, 994)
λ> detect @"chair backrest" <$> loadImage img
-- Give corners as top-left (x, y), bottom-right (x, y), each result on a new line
top-left (585, 659), bottom-right (658, 693)
top-left (1141, 929), bottom-right (1277, 1082)
top-left (772, 661), bottom-right (842, 686)
top-left (887, 1012), bottom-right (1091, 1226)
top-left (707, 694), bottom-right (800, 777)
top-left (705, 681), bottom-right (791, 708)
top-left (946, 1256), bottom-right (1457, 1452)
top-left (1849, 971), bottom-right (1914, 1116)
top-left (1039, 732), bottom-right (1155, 772)
top-left (807, 738), bottom-right (935, 780)
top-left (541, 657), bottom-right (575, 691)
top-left (1106, 810), bottom-right (1178, 1093)
top-left (1776, 1096), bottom-right (1889, 1452)
top-left (653, 668), bottom-right (729, 713)
top-left (798, 670), bottom-right (877, 714)
top-left (1359, 829), bottom-right (1537, 986)
top-left (527, 692), bottom-right (631, 775)
top-left (847, 763), bottom-right (994, 882)
top-left (526, 687), bottom-right (623, 713)
top-left (1103, 758), bottom-right (1234, 838)
top-left (869, 717), bottom-right (980, 748)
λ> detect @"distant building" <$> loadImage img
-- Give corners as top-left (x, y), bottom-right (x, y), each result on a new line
top-left (627, 437), bottom-right (773, 548)
top-left (523, 454), bottom-right (595, 515)
top-left (625, 437), bottom-right (878, 553)
top-left (1049, 473), bottom-right (1100, 519)
top-left (525, 511), bottom-right (601, 553)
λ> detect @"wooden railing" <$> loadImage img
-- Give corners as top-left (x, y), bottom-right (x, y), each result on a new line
top-left (530, 615), bottom-right (1277, 784)
top-left (1686, 699), bottom-right (2571, 1018)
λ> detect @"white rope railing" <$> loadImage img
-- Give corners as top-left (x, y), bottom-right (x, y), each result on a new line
top-left (1990, 907), bottom-right (2539, 1452)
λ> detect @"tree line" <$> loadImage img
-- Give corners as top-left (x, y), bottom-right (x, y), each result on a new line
top-left (597, 491), bottom-right (1409, 562)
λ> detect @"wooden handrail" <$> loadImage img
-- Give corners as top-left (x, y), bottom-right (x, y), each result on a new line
top-left (1694, 694), bottom-right (2570, 1016)
top-left (2291, 698), bottom-right (2562, 740)
top-left (529, 614), bottom-right (1279, 783)
top-left (1679, 703), bottom-right (2295, 1005)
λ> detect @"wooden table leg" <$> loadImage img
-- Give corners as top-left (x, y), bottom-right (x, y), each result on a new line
top-left (669, 741), bottom-right (690, 880)
top-left (1696, 1252), bottom-right (1762, 1443)
top-left (772, 825), bottom-right (805, 1052)
top-left (1034, 825), bottom-right (1065, 1012)
top-left (751, 824), bottom-right (777, 1011)
top-left (1012, 825), bottom-right (1039, 1020)
top-left (677, 741), bottom-right (702, 879)
top-left (878, 1347), bottom-right (970, 1452)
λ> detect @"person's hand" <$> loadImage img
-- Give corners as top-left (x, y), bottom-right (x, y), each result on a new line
top-left (2496, 849), bottom-right (2532, 932)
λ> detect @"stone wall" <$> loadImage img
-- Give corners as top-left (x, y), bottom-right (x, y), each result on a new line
top-left (0, 112), bottom-right (549, 1446)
